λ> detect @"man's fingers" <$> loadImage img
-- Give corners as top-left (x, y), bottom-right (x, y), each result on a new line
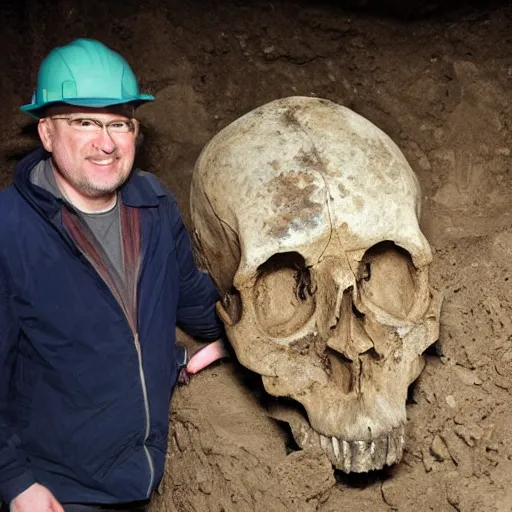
top-left (50, 495), bottom-right (64, 512)
top-left (186, 339), bottom-right (229, 374)
top-left (51, 503), bottom-right (64, 512)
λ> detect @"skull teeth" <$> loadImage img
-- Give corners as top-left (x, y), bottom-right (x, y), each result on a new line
top-left (332, 437), bottom-right (340, 459)
top-left (320, 434), bottom-right (330, 451)
top-left (318, 426), bottom-right (405, 473)
top-left (267, 404), bottom-right (405, 473)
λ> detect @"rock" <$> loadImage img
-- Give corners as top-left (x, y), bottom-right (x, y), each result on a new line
top-left (381, 479), bottom-right (401, 508)
top-left (454, 424), bottom-right (484, 447)
top-left (430, 435), bottom-right (450, 461)
top-left (446, 395), bottom-right (457, 408)
top-left (453, 365), bottom-right (483, 386)
top-left (422, 450), bottom-right (434, 472)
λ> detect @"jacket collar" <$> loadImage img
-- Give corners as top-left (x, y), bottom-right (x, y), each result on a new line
top-left (119, 170), bottom-right (160, 208)
top-left (14, 147), bottom-right (160, 216)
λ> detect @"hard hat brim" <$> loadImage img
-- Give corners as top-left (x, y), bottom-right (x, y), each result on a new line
top-left (21, 94), bottom-right (155, 119)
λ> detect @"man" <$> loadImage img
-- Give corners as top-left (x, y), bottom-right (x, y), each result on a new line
top-left (0, 39), bottom-right (225, 511)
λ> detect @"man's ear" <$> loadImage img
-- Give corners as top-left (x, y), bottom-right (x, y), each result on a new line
top-left (38, 119), bottom-right (53, 152)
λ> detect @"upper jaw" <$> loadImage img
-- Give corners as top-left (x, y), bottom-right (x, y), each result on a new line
top-left (269, 402), bottom-right (405, 473)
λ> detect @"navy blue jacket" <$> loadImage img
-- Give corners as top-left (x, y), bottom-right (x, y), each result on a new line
top-left (0, 148), bottom-right (223, 504)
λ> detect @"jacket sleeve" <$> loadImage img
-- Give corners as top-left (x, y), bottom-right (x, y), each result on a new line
top-left (0, 262), bottom-right (36, 503)
top-left (169, 199), bottom-right (224, 342)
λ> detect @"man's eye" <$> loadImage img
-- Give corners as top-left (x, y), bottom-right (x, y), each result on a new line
top-left (110, 121), bottom-right (131, 132)
top-left (71, 119), bottom-right (98, 129)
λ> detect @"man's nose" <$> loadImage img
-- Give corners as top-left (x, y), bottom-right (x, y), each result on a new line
top-left (94, 127), bottom-right (116, 153)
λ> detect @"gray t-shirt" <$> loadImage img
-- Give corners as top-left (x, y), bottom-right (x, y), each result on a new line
top-left (30, 158), bottom-right (124, 278)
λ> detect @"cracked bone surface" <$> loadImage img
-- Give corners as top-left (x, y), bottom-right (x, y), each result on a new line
top-left (191, 96), bottom-right (442, 473)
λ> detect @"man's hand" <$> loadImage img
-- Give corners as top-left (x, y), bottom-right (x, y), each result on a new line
top-left (177, 339), bottom-right (230, 384)
top-left (186, 339), bottom-right (229, 375)
top-left (10, 483), bottom-right (64, 512)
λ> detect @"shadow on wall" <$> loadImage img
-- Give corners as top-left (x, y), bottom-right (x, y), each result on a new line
top-left (0, 121), bottom-right (40, 188)
top-left (314, 0), bottom-right (510, 19)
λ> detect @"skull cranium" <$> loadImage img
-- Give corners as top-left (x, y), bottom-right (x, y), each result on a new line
top-left (190, 97), bottom-right (442, 472)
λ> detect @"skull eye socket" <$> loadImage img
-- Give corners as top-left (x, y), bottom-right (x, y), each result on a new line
top-left (357, 242), bottom-right (419, 320)
top-left (254, 252), bottom-right (315, 338)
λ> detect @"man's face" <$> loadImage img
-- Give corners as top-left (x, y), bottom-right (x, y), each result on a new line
top-left (38, 106), bottom-right (139, 202)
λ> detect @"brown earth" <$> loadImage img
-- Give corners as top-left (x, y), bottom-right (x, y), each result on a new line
top-left (2, 0), bottom-right (512, 510)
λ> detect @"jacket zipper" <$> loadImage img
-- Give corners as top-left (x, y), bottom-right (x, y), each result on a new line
top-left (133, 332), bottom-right (155, 496)
top-left (118, 211), bottom-right (155, 499)
top-left (93, 267), bottom-right (155, 497)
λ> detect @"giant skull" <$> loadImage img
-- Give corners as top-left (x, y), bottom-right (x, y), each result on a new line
top-left (190, 97), bottom-right (442, 473)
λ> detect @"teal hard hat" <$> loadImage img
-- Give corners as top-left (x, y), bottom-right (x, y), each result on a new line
top-left (21, 38), bottom-right (154, 118)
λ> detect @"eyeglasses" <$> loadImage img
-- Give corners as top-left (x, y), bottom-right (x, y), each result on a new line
top-left (50, 116), bottom-right (137, 134)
